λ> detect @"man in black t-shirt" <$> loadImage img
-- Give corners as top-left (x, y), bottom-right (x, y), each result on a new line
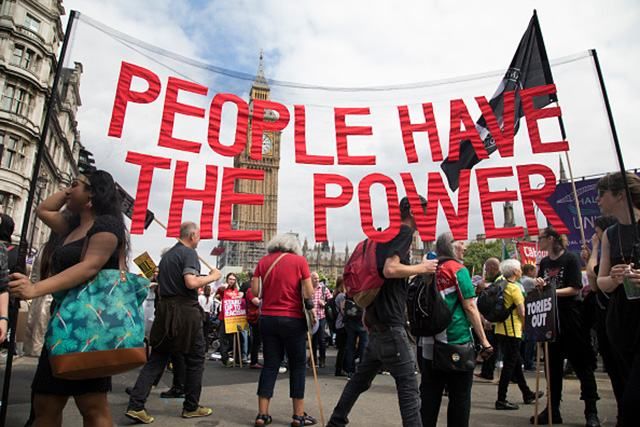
top-left (126, 222), bottom-right (221, 424)
top-left (327, 196), bottom-right (438, 427)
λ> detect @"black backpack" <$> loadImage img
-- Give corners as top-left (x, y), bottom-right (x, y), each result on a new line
top-left (407, 273), bottom-right (452, 337)
top-left (477, 278), bottom-right (514, 323)
top-left (324, 297), bottom-right (337, 330)
top-left (344, 297), bottom-right (362, 319)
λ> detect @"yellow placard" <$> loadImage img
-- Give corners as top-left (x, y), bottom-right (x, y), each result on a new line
top-left (133, 251), bottom-right (157, 279)
top-left (223, 298), bottom-right (248, 333)
top-left (224, 315), bottom-right (248, 333)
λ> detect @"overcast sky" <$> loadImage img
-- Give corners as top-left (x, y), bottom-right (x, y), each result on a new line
top-left (62, 0), bottom-right (639, 270)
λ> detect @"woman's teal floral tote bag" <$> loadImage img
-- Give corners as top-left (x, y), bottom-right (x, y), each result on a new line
top-left (45, 270), bottom-right (150, 379)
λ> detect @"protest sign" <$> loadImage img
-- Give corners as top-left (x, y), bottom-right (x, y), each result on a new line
top-left (516, 241), bottom-right (547, 266)
top-left (524, 285), bottom-right (557, 342)
top-left (56, 10), bottom-right (623, 258)
top-left (546, 174), bottom-right (640, 252)
top-left (133, 252), bottom-right (157, 279)
top-left (223, 298), bottom-right (248, 333)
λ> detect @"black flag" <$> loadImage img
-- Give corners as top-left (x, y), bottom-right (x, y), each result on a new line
top-left (441, 10), bottom-right (555, 190)
top-left (116, 183), bottom-right (155, 229)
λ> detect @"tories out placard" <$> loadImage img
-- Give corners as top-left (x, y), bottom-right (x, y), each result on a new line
top-left (524, 285), bottom-right (557, 342)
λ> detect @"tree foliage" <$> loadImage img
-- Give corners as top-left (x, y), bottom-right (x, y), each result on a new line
top-left (463, 241), bottom-right (503, 277)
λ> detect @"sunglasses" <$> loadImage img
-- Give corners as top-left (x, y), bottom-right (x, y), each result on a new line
top-left (72, 176), bottom-right (92, 188)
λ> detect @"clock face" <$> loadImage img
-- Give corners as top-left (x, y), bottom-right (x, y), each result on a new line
top-left (262, 134), bottom-right (272, 154)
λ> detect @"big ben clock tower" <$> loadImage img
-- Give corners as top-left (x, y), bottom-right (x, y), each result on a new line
top-left (220, 52), bottom-right (281, 271)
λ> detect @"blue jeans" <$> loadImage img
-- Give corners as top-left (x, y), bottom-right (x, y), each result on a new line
top-left (328, 326), bottom-right (421, 427)
top-left (258, 315), bottom-right (307, 399)
top-left (312, 318), bottom-right (328, 361)
top-left (344, 322), bottom-right (368, 374)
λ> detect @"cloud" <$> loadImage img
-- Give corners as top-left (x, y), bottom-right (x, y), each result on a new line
top-left (62, 0), bottom-right (639, 269)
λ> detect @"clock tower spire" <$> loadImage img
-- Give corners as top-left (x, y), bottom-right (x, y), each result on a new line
top-left (220, 51), bottom-right (282, 272)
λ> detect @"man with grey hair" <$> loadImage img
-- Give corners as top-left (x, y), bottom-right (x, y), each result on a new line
top-left (126, 222), bottom-right (221, 424)
top-left (327, 196), bottom-right (438, 427)
top-left (476, 256), bottom-right (502, 382)
top-left (311, 271), bottom-right (332, 367)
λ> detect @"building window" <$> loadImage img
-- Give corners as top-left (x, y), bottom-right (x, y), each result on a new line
top-left (0, 191), bottom-right (14, 217)
top-left (1, 83), bottom-right (33, 117)
top-left (0, 134), bottom-right (25, 173)
top-left (24, 14), bottom-right (41, 34)
top-left (11, 44), bottom-right (36, 70)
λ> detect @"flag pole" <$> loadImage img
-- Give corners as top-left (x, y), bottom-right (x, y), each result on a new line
top-left (590, 49), bottom-right (638, 235)
top-left (0, 11), bottom-right (78, 425)
top-left (553, 116), bottom-right (587, 247)
top-left (533, 10), bottom-right (587, 246)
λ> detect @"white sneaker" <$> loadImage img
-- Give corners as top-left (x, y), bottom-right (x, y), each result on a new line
top-left (278, 366), bottom-right (287, 374)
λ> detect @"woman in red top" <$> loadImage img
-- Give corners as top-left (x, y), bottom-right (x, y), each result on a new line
top-left (251, 233), bottom-right (316, 427)
top-left (217, 273), bottom-right (243, 367)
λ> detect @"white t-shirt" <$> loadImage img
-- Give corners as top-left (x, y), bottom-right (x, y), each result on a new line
top-left (199, 294), bottom-right (215, 314)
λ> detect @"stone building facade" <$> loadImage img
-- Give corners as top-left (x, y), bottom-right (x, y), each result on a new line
top-left (0, 0), bottom-right (82, 254)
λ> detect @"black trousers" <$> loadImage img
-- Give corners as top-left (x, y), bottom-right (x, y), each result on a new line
top-left (329, 327), bottom-right (421, 427)
top-left (547, 306), bottom-right (599, 412)
top-left (249, 321), bottom-right (262, 365)
top-left (480, 328), bottom-right (498, 379)
top-left (334, 328), bottom-right (346, 375)
top-left (592, 300), bottom-right (625, 421)
top-left (617, 348), bottom-right (640, 426)
top-left (420, 357), bottom-right (473, 427)
top-left (219, 322), bottom-right (235, 362)
top-left (496, 334), bottom-right (532, 402)
top-left (258, 316), bottom-right (307, 399)
top-left (151, 353), bottom-right (185, 389)
top-left (128, 329), bottom-right (205, 412)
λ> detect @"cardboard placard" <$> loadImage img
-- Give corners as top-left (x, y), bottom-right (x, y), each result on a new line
top-left (133, 252), bottom-right (157, 279)
top-left (524, 285), bottom-right (557, 342)
top-left (223, 298), bottom-right (248, 333)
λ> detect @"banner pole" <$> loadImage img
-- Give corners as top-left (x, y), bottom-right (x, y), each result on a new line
top-left (0, 11), bottom-right (78, 425)
top-left (152, 217), bottom-right (215, 271)
top-left (563, 151), bottom-right (587, 246)
top-left (232, 331), bottom-right (237, 367)
top-left (236, 326), bottom-right (243, 368)
top-left (554, 103), bottom-right (587, 247)
top-left (544, 342), bottom-right (552, 426)
top-left (307, 331), bottom-right (326, 427)
top-left (534, 342), bottom-right (541, 426)
top-left (590, 49), bottom-right (638, 237)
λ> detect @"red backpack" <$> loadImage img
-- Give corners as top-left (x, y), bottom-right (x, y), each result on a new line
top-left (343, 239), bottom-right (384, 308)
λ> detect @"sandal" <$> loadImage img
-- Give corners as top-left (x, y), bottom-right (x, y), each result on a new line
top-left (291, 412), bottom-right (317, 426)
top-left (255, 413), bottom-right (272, 426)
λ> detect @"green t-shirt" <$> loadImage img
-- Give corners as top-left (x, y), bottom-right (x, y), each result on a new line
top-left (435, 259), bottom-right (476, 344)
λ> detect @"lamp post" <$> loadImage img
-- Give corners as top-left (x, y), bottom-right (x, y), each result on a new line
top-left (28, 175), bottom-right (49, 256)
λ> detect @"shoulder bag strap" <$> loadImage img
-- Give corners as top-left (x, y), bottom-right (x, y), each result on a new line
top-left (259, 253), bottom-right (288, 299)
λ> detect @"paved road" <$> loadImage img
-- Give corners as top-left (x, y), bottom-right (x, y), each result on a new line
top-left (4, 349), bottom-right (617, 426)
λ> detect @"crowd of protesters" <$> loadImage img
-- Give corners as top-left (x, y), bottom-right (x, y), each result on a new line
top-left (1, 171), bottom-right (639, 427)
